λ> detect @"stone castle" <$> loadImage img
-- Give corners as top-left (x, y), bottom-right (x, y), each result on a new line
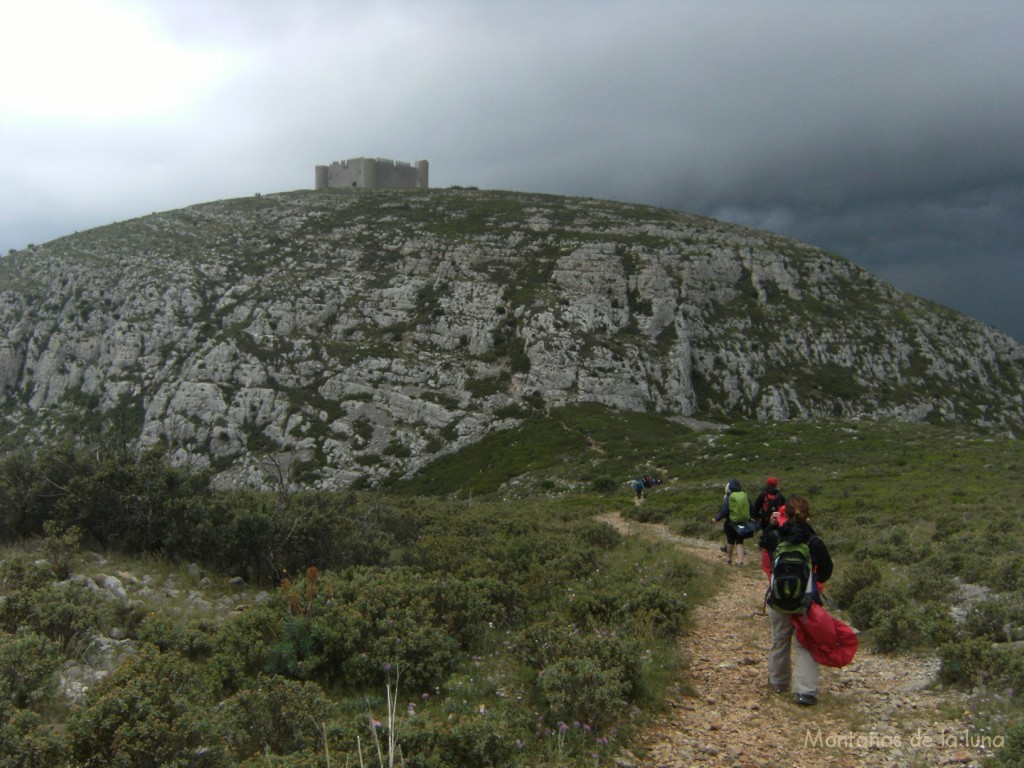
top-left (315, 157), bottom-right (429, 191)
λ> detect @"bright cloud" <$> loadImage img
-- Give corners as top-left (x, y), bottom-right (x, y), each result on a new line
top-left (0, 0), bottom-right (238, 121)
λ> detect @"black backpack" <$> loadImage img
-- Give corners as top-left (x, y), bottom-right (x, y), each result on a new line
top-left (767, 540), bottom-right (816, 614)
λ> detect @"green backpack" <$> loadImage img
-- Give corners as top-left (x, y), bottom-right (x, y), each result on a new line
top-left (727, 491), bottom-right (750, 525)
top-left (768, 540), bottom-right (815, 614)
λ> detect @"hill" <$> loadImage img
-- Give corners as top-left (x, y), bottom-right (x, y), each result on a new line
top-left (1, 188), bottom-right (1021, 489)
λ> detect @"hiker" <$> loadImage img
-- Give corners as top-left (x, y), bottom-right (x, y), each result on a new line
top-left (711, 478), bottom-right (752, 565)
top-left (754, 477), bottom-right (787, 575)
top-left (763, 494), bottom-right (833, 706)
top-left (630, 478), bottom-right (645, 500)
top-left (752, 477), bottom-right (786, 530)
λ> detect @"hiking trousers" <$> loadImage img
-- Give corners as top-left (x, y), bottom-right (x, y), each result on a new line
top-left (768, 608), bottom-right (819, 696)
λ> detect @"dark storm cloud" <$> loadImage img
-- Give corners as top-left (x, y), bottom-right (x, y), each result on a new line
top-left (1, 1), bottom-right (1021, 341)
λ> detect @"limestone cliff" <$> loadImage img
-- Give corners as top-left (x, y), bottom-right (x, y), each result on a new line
top-left (1, 189), bottom-right (1021, 489)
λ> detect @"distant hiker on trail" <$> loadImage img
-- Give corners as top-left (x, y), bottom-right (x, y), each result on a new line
top-left (630, 478), bottom-right (645, 500)
top-left (712, 478), bottom-right (753, 565)
top-left (763, 494), bottom-right (834, 706)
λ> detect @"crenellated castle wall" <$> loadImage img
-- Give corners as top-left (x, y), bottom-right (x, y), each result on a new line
top-left (315, 157), bottom-right (428, 191)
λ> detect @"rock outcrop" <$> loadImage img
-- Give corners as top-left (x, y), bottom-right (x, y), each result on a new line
top-left (1, 189), bottom-right (1021, 489)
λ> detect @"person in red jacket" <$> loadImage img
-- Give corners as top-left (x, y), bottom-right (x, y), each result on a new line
top-left (763, 494), bottom-right (833, 706)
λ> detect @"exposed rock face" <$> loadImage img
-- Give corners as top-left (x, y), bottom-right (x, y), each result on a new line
top-left (1, 189), bottom-right (1021, 489)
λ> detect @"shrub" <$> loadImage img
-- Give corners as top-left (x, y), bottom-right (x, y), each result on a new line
top-left (590, 475), bottom-right (619, 495)
top-left (574, 519), bottom-right (622, 550)
top-left (993, 719), bottom-right (1024, 768)
top-left (939, 638), bottom-right (997, 687)
top-left (962, 597), bottom-right (1024, 642)
top-left (401, 708), bottom-right (523, 768)
top-left (68, 644), bottom-right (222, 767)
top-left (994, 553), bottom-right (1024, 591)
top-left (0, 564), bottom-right (105, 647)
top-left (517, 622), bottom-right (641, 727)
top-left (869, 602), bottom-right (955, 652)
top-left (618, 584), bottom-right (690, 639)
top-left (0, 629), bottom-right (60, 707)
top-left (0, 706), bottom-right (71, 768)
top-left (829, 559), bottom-right (882, 609)
top-left (845, 581), bottom-right (905, 631)
top-left (220, 675), bottom-right (333, 761)
top-left (538, 655), bottom-right (631, 726)
top-left (135, 612), bottom-right (220, 661)
top-left (40, 521), bottom-right (82, 580)
top-left (906, 555), bottom-right (957, 602)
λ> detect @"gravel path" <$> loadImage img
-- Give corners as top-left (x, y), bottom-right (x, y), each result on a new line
top-left (600, 513), bottom-right (989, 768)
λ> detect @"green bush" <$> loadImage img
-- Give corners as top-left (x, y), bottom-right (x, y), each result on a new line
top-left (591, 475), bottom-right (619, 494)
top-left (0, 562), bottom-right (105, 647)
top-left (401, 707), bottom-right (525, 768)
top-left (963, 597), bottom-right (1024, 642)
top-left (619, 584), bottom-right (690, 639)
top-left (220, 675), bottom-right (333, 761)
top-left (135, 611), bottom-right (224, 662)
top-left (0, 629), bottom-right (60, 707)
top-left (939, 638), bottom-right (1024, 691)
top-left (574, 519), bottom-right (623, 550)
top-left (538, 654), bottom-right (631, 726)
top-left (992, 719), bottom-right (1024, 768)
top-left (868, 602), bottom-right (955, 652)
top-left (845, 582), bottom-right (905, 631)
top-left (994, 553), bottom-right (1024, 591)
top-left (906, 555), bottom-right (957, 601)
top-left (939, 638), bottom-right (997, 686)
top-left (0, 705), bottom-right (71, 768)
top-left (829, 559), bottom-right (882, 608)
top-left (266, 616), bottom-right (318, 679)
top-left (518, 622), bottom-right (641, 727)
top-left (68, 644), bottom-right (223, 767)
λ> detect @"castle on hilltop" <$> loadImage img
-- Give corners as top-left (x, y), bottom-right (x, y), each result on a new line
top-left (315, 157), bottom-right (429, 191)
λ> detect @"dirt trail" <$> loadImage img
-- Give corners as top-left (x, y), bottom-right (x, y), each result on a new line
top-left (601, 513), bottom-right (988, 768)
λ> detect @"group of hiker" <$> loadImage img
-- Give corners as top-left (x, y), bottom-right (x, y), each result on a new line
top-left (712, 476), bottom-right (855, 708)
top-left (622, 471), bottom-right (856, 706)
top-left (628, 474), bottom-right (662, 499)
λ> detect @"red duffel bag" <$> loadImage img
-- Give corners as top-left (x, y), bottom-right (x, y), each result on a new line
top-left (791, 602), bottom-right (859, 668)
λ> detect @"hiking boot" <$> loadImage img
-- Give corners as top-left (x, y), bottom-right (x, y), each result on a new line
top-left (796, 693), bottom-right (817, 706)
top-left (769, 678), bottom-right (787, 693)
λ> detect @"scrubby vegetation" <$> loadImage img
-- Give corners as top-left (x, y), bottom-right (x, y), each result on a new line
top-left (0, 426), bottom-right (707, 765)
top-left (0, 404), bottom-right (1022, 765)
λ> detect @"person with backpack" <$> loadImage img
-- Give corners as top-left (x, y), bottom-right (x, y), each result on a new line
top-left (753, 477), bottom-right (786, 530)
top-left (763, 494), bottom-right (833, 706)
top-left (711, 478), bottom-right (752, 565)
top-left (754, 477), bottom-right (787, 575)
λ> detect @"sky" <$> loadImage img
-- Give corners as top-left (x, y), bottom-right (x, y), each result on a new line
top-left (2, 1), bottom-right (1022, 343)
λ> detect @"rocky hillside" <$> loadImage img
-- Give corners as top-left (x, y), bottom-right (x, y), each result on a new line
top-left (1, 188), bottom-right (1021, 489)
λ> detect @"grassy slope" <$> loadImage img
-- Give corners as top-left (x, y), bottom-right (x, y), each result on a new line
top-left (3, 406), bottom-right (1021, 765)
top-left (396, 403), bottom-right (1024, 636)
top-left (395, 405), bottom-right (1024, 759)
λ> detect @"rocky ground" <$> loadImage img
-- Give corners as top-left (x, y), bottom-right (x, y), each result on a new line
top-left (601, 513), bottom-right (990, 768)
